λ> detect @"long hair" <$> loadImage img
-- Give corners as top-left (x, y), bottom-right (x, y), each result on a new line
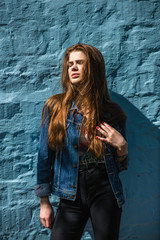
top-left (42, 43), bottom-right (126, 157)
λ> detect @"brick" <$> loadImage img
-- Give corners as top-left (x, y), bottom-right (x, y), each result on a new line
top-left (0, 103), bottom-right (21, 119)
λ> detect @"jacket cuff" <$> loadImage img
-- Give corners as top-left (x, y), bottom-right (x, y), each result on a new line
top-left (34, 183), bottom-right (52, 197)
top-left (116, 155), bottom-right (129, 172)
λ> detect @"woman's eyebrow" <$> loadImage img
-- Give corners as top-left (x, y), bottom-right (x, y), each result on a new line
top-left (69, 59), bottom-right (85, 64)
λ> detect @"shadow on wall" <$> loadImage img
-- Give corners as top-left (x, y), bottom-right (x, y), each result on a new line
top-left (83, 91), bottom-right (160, 240)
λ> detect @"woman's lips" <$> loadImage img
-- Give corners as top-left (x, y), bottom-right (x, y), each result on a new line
top-left (71, 73), bottom-right (80, 78)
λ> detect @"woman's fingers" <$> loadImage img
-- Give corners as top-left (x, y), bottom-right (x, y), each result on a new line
top-left (101, 122), bottom-right (113, 131)
top-left (96, 123), bottom-right (110, 143)
top-left (96, 122), bottom-right (114, 138)
top-left (96, 122), bottom-right (124, 147)
top-left (96, 136), bottom-right (108, 142)
top-left (96, 126), bottom-right (108, 138)
top-left (40, 217), bottom-right (49, 228)
top-left (41, 218), bottom-right (47, 228)
top-left (96, 121), bottom-right (128, 157)
top-left (41, 216), bottom-right (53, 229)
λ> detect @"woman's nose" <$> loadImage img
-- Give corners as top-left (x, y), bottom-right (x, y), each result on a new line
top-left (72, 62), bottom-right (78, 70)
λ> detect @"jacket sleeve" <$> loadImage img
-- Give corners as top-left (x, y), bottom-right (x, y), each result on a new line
top-left (34, 109), bottom-right (55, 197)
top-left (115, 119), bottom-right (129, 172)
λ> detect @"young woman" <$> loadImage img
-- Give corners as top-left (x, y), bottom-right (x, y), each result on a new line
top-left (35, 43), bottom-right (128, 240)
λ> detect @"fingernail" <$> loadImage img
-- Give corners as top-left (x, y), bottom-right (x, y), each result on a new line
top-left (96, 136), bottom-right (99, 139)
top-left (96, 126), bottom-right (99, 129)
top-left (101, 121), bottom-right (104, 124)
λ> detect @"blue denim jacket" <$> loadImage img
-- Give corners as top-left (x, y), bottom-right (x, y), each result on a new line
top-left (35, 101), bottom-right (128, 208)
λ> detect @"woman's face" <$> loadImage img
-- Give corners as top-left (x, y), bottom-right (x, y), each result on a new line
top-left (68, 51), bottom-right (87, 85)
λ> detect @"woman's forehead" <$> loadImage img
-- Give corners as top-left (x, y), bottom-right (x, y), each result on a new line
top-left (68, 51), bottom-right (86, 61)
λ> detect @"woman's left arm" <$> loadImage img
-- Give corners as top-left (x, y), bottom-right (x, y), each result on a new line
top-left (96, 121), bottom-right (128, 162)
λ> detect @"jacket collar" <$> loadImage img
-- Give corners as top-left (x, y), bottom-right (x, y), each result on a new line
top-left (70, 100), bottom-right (80, 111)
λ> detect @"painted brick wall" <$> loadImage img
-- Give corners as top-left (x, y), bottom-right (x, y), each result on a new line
top-left (0, 0), bottom-right (160, 239)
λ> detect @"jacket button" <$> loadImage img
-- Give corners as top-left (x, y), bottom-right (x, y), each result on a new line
top-left (76, 125), bottom-right (80, 130)
top-left (72, 164), bottom-right (77, 168)
top-left (74, 144), bottom-right (78, 149)
top-left (72, 184), bottom-right (75, 188)
top-left (70, 195), bottom-right (74, 199)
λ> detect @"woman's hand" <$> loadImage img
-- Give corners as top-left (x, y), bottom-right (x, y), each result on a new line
top-left (96, 122), bottom-right (128, 158)
top-left (40, 197), bottom-right (54, 229)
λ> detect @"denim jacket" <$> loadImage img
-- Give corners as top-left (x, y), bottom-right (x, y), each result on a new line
top-left (35, 101), bottom-right (128, 208)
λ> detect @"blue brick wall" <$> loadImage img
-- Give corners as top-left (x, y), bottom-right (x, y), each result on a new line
top-left (0, 0), bottom-right (159, 239)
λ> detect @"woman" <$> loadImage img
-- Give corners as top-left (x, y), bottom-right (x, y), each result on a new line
top-left (35, 43), bottom-right (128, 240)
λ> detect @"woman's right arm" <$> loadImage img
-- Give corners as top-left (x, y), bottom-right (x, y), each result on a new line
top-left (34, 108), bottom-right (55, 228)
top-left (35, 109), bottom-right (54, 196)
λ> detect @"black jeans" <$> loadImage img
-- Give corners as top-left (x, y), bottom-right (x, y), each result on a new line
top-left (50, 163), bottom-right (122, 240)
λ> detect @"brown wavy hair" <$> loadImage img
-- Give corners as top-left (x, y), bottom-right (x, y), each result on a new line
top-left (42, 43), bottom-right (126, 157)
